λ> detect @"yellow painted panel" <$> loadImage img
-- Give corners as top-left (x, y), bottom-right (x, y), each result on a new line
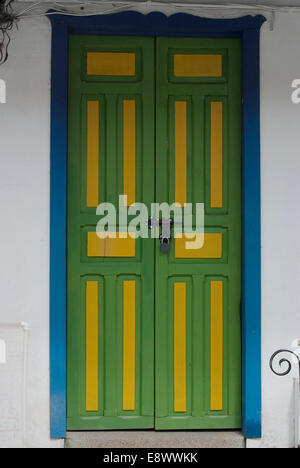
top-left (123, 281), bottom-right (136, 410)
top-left (210, 102), bottom-right (223, 208)
top-left (123, 100), bottom-right (136, 206)
top-left (175, 233), bottom-right (222, 259)
top-left (175, 101), bottom-right (187, 207)
top-left (174, 54), bottom-right (222, 77)
top-left (86, 101), bottom-right (99, 208)
top-left (174, 282), bottom-right (187, 412)
top-left (86, 281), bottom-right (99, 411)
top-left (210, 281), bottom-right (223, 411)
top-left (87, 232), bottom-right (136, 257)
top-left (87, 52), bottom-right (136, 76)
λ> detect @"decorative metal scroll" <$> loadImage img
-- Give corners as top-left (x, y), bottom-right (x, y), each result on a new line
top-left (0, 0), bottom-right (16, 65)
top-left (270, 349), bottom-right (300, 381)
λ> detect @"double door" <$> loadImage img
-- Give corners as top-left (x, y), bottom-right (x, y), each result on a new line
top-left (67, 35), bottom-right (242, 430)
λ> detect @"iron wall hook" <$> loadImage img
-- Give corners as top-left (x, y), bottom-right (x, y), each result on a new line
top-left (270, 349), bottom-right (300, 381)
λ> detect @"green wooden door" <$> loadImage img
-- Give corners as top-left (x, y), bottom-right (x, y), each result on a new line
top-left (67, 35), bottom-right (242, 430)
top-left (155, 38), bottom-right (242, 429)
top-left (67, 36), bottom-right (155, 430)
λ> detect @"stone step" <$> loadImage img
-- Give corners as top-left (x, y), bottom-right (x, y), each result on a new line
top-left (65, 431), bottom-right (245, 449)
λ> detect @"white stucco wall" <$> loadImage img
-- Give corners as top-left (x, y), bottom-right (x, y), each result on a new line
top-left (0, 18), bottom-right (62, 448)
top-left (0, 10), bottom-right (300, 448)
top-left (248, 11), bottom-right (300, 448)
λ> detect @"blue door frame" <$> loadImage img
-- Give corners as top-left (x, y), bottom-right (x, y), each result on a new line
top-left (49, 11), bottom-right (265, 439)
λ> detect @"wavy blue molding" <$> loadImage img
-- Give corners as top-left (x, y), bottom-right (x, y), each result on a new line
top-left (49, 10), bottom-right (266, 36)
top-left (49, 10), bottom-right (266, 439)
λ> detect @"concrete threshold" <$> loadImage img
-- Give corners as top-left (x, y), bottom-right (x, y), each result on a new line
top-left (65, 431), bottom-right (245, 449)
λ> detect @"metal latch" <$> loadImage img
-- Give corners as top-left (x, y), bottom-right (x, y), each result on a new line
top-left (147, 217), bottom-right (174, 253)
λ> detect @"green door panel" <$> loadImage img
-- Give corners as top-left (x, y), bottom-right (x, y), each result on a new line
top-left (67, 36), bottom-right (155, 430)
top-left (67, 35), bottom-right (242, 431)
top-left (155, 37), bottom-right (242, 429)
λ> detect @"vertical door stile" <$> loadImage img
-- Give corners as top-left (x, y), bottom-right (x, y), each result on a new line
top-left (104, 275), bottom-right (118, 417)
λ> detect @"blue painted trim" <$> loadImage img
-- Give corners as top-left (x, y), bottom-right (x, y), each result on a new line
top-left (241, 28), bottom-right (262, 439)
top-left (49, 22), bottom-right (68, 439)
top-left (49, 10), bottom-right (265, 439)
top-left (48, 11), bottom-right (265, 35)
